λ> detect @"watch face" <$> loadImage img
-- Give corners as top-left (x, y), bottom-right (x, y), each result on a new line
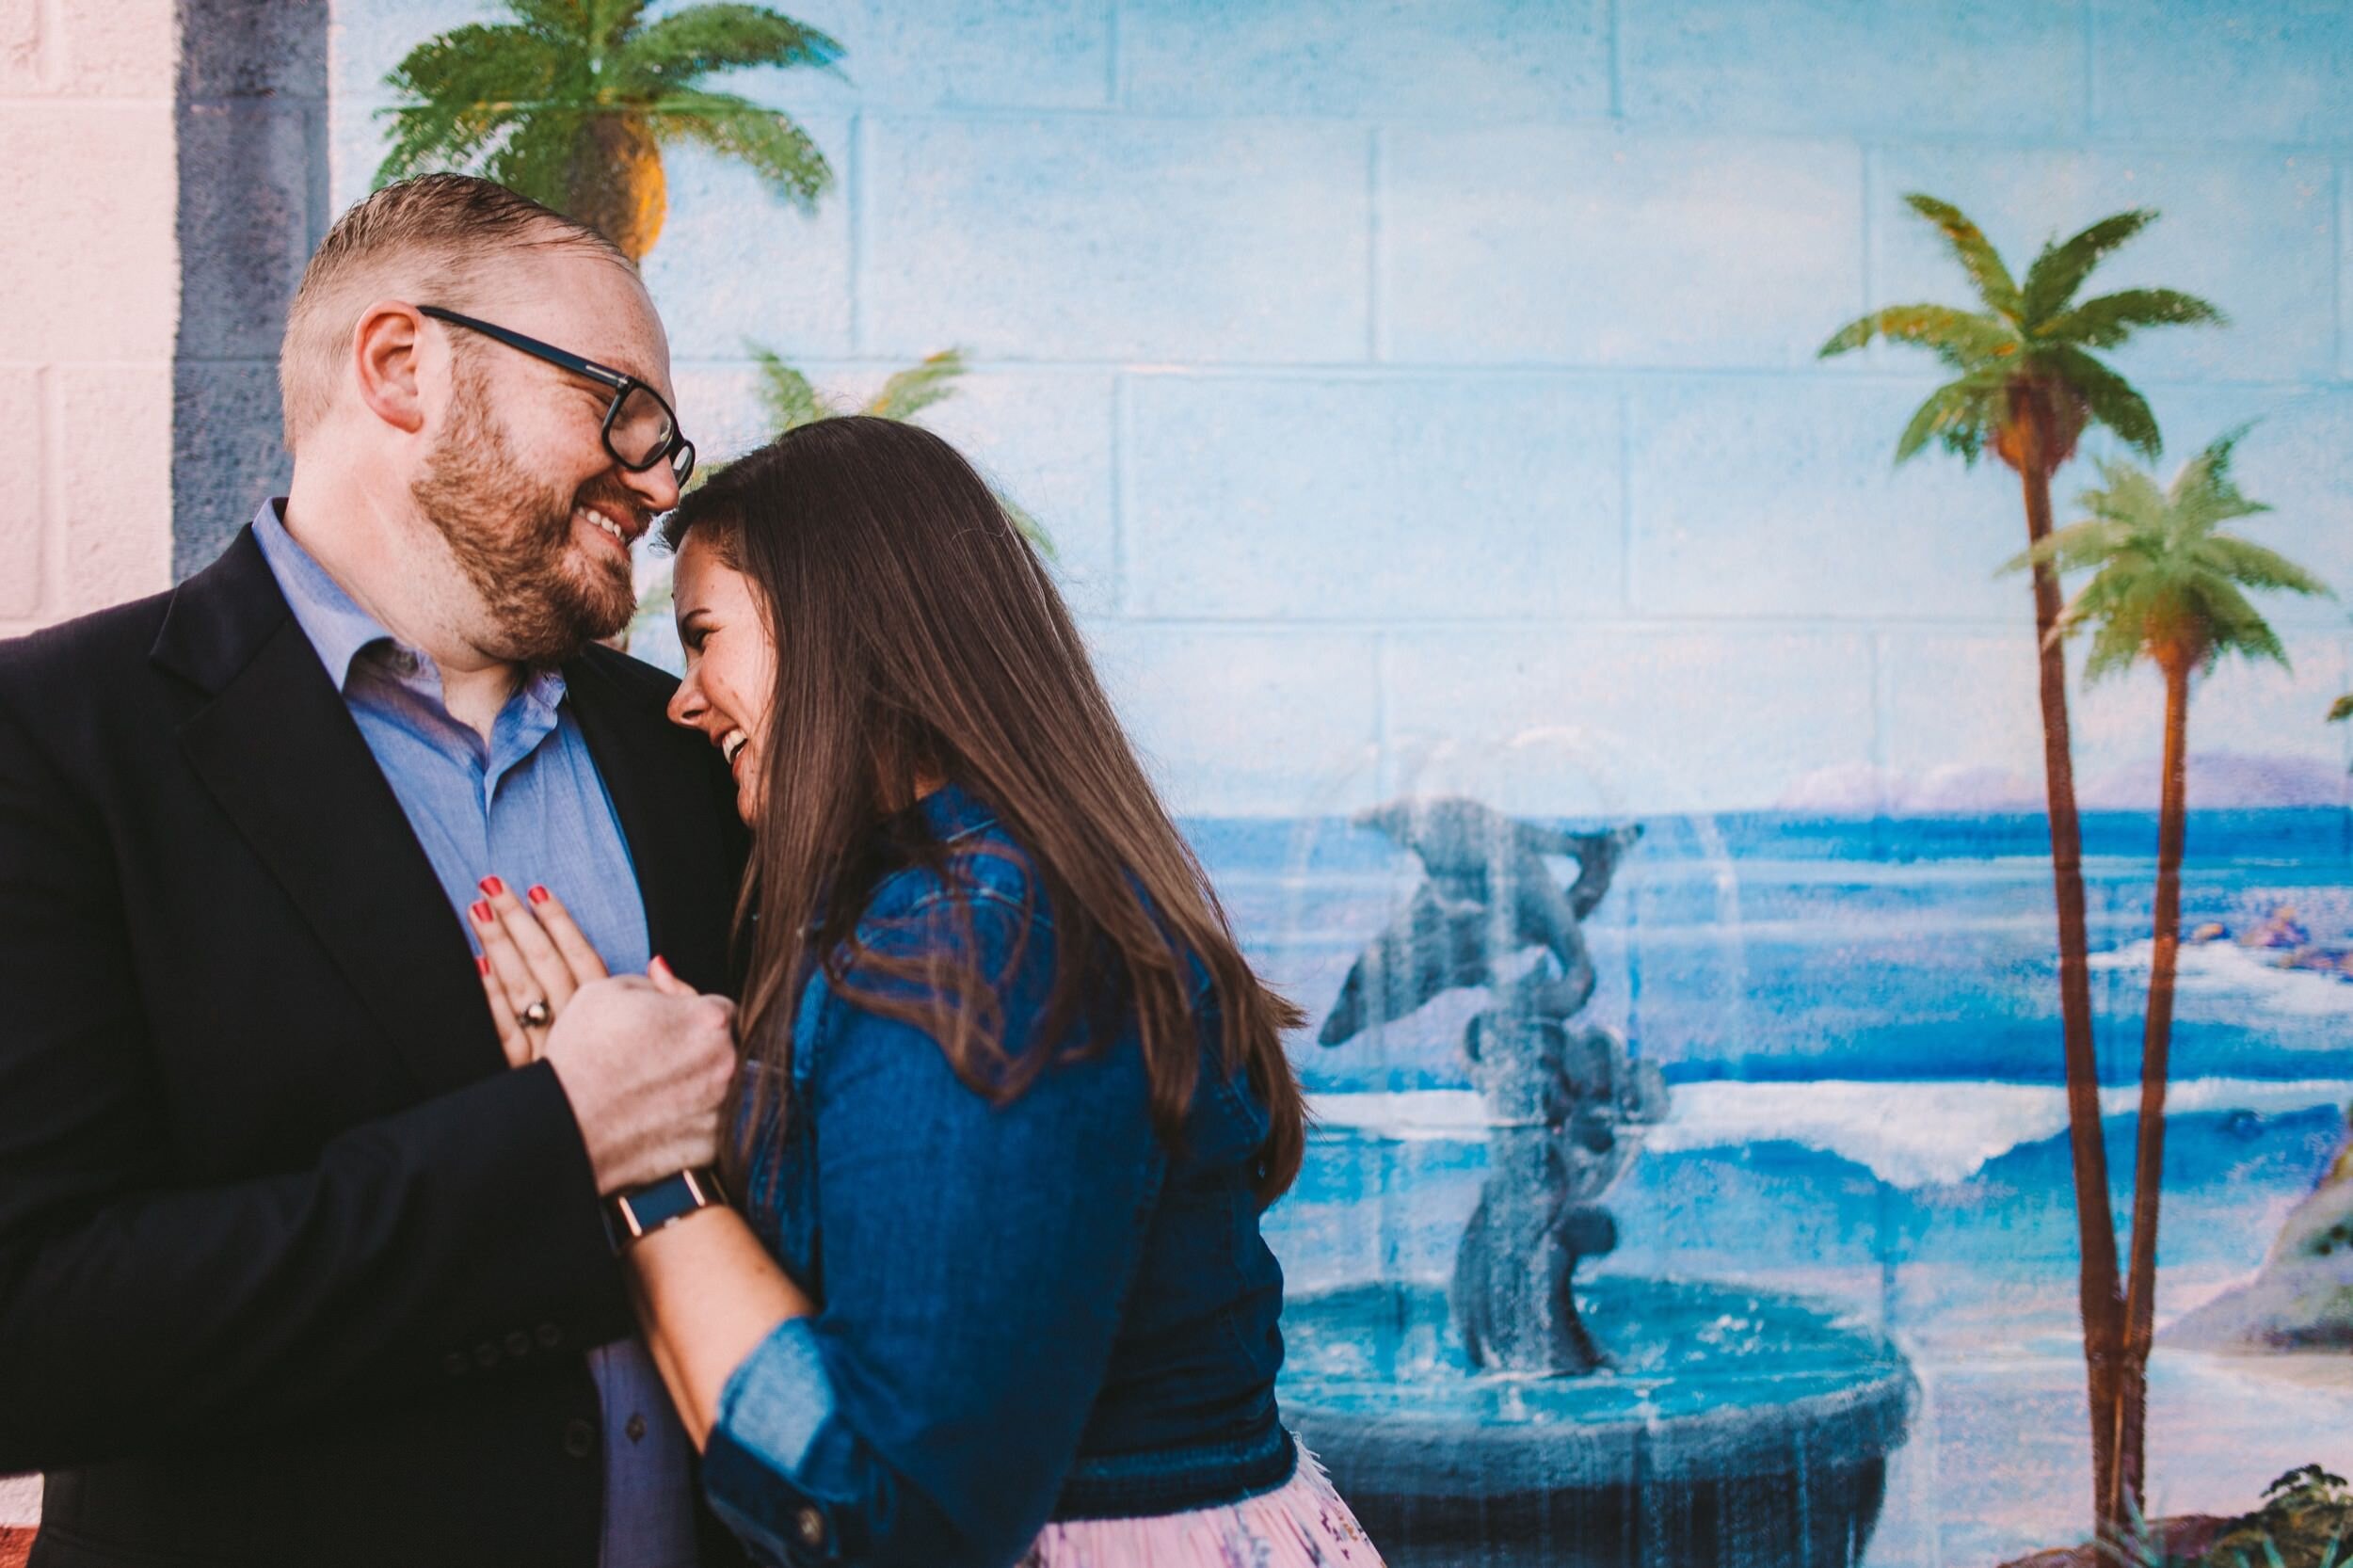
top-left (611, 1169), bottom-right (724, 1243)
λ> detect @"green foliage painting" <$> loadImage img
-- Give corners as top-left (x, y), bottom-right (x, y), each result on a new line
top-left (377, 0), bottom-right (841, 262)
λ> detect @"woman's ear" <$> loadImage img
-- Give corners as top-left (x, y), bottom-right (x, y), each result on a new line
top-left (350, 299), bottom-right (431, 436)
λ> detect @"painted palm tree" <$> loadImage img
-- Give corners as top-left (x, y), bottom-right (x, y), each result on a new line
top-left (620, 347), bottom-right (1053, 649)
top-left (2008, 428), bottom-right (2331, 1532)
top-left (1821, 195), bottom-right (2224, 1543)
top-left (377, 0), bottom-right (842, 263)
top-left (743, 343), bottom-right (1053, 554)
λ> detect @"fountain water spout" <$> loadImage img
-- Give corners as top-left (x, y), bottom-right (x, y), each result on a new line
top-left (1319, 796), bottom-right (1664, 1376)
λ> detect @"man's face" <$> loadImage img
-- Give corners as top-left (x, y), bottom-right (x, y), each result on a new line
top-left (408, 251), bottom-right (682, 665)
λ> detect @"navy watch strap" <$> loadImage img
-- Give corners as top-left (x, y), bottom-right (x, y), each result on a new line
top-left (604, 1167), bottom-right (728, 1250)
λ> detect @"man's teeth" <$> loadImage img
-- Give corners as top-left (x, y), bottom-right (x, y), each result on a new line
top-left (583, 507), bottom-right (627, 543)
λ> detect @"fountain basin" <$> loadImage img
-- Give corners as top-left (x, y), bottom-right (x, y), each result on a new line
top-left (1282, 1277), bottom-right (1915, 1568)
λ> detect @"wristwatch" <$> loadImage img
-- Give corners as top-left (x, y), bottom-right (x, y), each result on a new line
top-left (605, 1167), bottom-right (728, 1251)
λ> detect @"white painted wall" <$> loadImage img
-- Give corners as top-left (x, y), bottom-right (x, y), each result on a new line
top-left (0, 0), bottom-right (179, 640)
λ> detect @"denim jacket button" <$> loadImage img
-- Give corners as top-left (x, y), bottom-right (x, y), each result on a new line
top-left (564, 1418), bottom-right (595, 1459)
top-left (794, 1506), bottom-right (825, 1547)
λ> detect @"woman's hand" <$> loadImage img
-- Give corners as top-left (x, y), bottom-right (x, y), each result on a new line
top-left (469, 876), bottom-right (615, 1065)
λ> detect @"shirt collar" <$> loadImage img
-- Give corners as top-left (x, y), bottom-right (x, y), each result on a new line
top-left (249, 499), bottom-right (402, 693)
top-left (248, 498), bottom-right (571, 713)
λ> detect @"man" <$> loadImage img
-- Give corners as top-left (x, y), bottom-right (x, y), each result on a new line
top-left (0, 175), bottom-right (750, 1567)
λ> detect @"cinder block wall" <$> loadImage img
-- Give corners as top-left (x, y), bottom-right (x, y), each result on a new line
top-left (320, 0), bottom-right (2353, 821)
top-left (0, 0), bottom-right (176, 640)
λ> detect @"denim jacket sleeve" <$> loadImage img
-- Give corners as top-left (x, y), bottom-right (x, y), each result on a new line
top-left (702, 878), bottom-right (1167, 1568)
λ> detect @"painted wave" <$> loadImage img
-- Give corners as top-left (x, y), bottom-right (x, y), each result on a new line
top-left (2089, 936), bottom-right (2353, 1017)
top-left (1308, 1078), bottom-right (2353, 1189)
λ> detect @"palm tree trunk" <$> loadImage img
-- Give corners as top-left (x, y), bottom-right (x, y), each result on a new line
top-left (2013, 409), bottom-right (2128, 1542)
top-left (2107, 656), bottom-right (2189, 1532)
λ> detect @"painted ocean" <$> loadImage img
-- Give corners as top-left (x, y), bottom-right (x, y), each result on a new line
top-left (1190, 808), bottom-right (2353, 1568)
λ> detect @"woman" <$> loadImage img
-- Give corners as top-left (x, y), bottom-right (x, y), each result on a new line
top-left (471, 416), bottom-right (1382, 1568)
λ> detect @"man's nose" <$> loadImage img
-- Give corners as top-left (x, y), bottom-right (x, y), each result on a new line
top-left (622, 451), bottom-right (682, 515)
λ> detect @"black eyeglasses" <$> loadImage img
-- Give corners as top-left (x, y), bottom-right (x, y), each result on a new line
top-left (419, 305), bottom-right (696, 488)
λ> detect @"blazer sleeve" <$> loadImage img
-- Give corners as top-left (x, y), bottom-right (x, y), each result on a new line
top-left (0, 690), bottom-right (633, 1472)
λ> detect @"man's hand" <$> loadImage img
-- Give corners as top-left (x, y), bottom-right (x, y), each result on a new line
top-left (539, 973), bottom-right (737, 1195)
top-left (467, 876), bottom-right (737, 1194)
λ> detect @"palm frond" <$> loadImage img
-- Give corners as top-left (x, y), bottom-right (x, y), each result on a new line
top-left (2019, 208), bottom-right (2157, 327)
top-left (864, 349), bottom-right (968, 422)
top-left (2196, 536), bottom-right (2330, 599)
top-left (477, 105), bottom-right (588, 214)
top-left (506, 0), bottom-right (644, 53)
top-left (2037, 287), bottom-right (2228, 349)
top-left (376, 23), bottom-right (567, 184)
top-left (646, 88), bottom-right (832, 205)
top-left (2028, 440), bottom-right (2325, 690)
top-left (2004, 515), bottom-right (2142, 578)
top-left (1901, 193), bottom-right (2024, 321)
top-left (616, 4), bottom-right (843, 91)
top-left (748, 344), bottom-right (832, 431)
top-left (2190, 575), bottom-right (2292, 671)
top-left (2041, 344), bottom-right (2161, 458)
top-left (1817, 302), bottom-right (2018, 370)
top-left (1892, 368), bottom-right (2006, 466)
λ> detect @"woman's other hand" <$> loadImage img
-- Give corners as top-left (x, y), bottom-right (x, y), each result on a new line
top-left (469, 876), bottom-right (611, 1065)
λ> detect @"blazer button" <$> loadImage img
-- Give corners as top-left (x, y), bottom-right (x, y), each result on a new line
top-left (442, 1352), bottom-right (468, 1378)
top-left (795, 1507), bottom-right (825, 1548)
top-left (473, 1342), bottom-right (501, 1368)
top-left (536, 1321), bottom-right (564, 1349)
top-left (504, 1330), bottom-right (533, 1359)
top-left (564, 1418), bottom-right (595, 1459)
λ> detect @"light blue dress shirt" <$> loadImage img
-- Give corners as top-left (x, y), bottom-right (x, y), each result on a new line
top-left (251, 501), bottom-right (697, 1568)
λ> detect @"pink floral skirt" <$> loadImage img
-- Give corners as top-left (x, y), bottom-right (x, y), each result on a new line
top-left (1019, 1445), bottom-right (1384, 1568)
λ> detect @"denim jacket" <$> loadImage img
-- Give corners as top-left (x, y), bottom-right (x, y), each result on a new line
top-left (700, 785), bottom-right (1295, 1568)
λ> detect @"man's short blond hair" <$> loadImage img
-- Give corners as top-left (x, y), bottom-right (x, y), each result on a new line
top-left (278, 174), bottom-right (632, 450)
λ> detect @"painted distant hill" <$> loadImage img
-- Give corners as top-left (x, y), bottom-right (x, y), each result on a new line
top-left (1778, 751), bottom-right (2349, 816)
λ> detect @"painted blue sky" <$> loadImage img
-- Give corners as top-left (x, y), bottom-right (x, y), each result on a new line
top-left (327, 0), bottom-right (2353, 817)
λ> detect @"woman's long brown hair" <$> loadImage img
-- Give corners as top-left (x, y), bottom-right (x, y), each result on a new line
top-left (662, 416), bottom-right (1307, 1206)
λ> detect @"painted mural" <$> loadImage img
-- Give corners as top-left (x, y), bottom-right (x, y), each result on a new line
top-left (327, 2), bottom-right (2353, 1564)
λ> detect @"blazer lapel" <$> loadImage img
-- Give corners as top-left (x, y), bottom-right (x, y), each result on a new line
top-left (563, 650), bottom-right (741, 995)
top-left (156, 528), bottom-right (506, 1096)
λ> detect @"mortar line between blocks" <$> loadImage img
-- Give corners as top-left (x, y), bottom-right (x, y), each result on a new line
top-left (1104, 0), bottom-right (1122, 107)
top-left (1617, 384), bottom-right (1635, 614)
top-left (1605, 0), bottom-right (1625, 120)
top-left (846, 111), bottom-right (866, 355)
top-left (37, 363), bottom-right (59, 618)
top-left (37, 0), bottom-right (64, 88)
top-left (1859, 145), bottom-right (1876, 313)
top-left (1111, 373), bottom-right (1130, 615)
top-left (2079, 0), bottom-right (2098, 136)
top-left (1365, 127), bottom-right (1383, 362)
top-left (2335, 163), bottom-right (2347, 382)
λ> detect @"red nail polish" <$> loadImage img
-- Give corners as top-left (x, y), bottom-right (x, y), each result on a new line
top-left (478, 875), bottom-right (504, 897)
top-left (528, 885), bottom-right (550, 904)
top-left (475, 954), bottom-right (490, 975)
top-left (471, 900), bottom-right (493, 923)
top-left (650, 955), bottom-right (673, 980)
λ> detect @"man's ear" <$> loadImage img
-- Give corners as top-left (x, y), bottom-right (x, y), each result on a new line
top-left (351, 300), bottom-right (430, 435)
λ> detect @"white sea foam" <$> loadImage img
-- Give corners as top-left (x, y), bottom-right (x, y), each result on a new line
top-left (2090, 936), bottom-right (2353, 1018)
top-left (1308, 1078), bottom-right (2353, 1189)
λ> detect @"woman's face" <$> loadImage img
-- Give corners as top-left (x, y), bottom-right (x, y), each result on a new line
top-left (665, 531), bottom-right (775, 825)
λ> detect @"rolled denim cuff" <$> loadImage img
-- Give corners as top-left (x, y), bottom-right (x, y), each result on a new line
top-left (717, 1316), bottom-right (836, 1475)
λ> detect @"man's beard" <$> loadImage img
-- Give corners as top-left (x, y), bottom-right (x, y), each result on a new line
top-left (408, 367), bottom-right (639, 665)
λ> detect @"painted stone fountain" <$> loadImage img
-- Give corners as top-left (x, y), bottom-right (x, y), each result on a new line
top-left (1277, 793), bottom-right (1915, 1568)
